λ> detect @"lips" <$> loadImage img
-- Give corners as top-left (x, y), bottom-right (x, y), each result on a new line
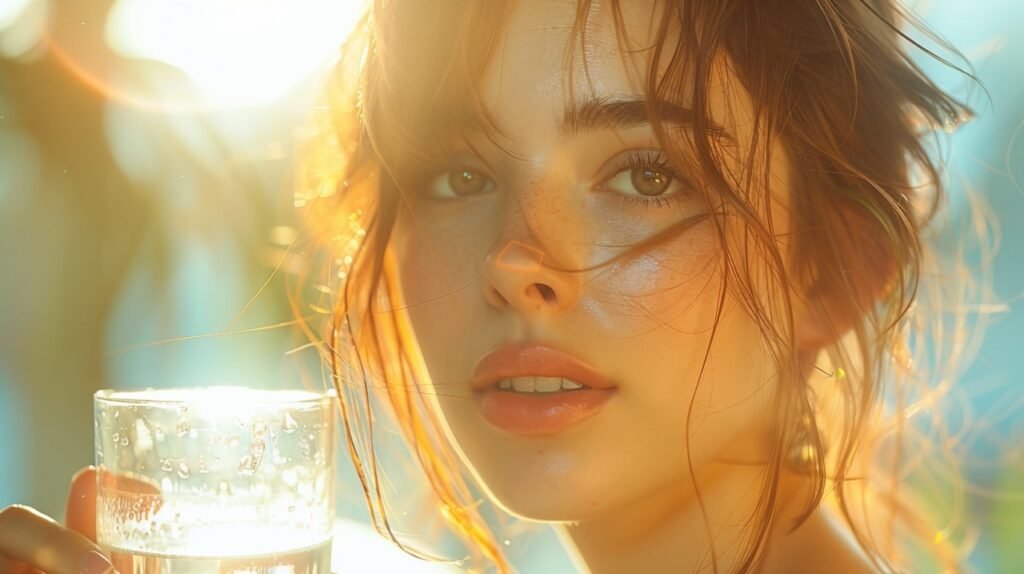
top-left (471, 343), bottom-right (616, 391)
top-left (471, 343), bottom-right (617, 436)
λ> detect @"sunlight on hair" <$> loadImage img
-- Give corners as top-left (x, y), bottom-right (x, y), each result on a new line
top-left (105, 0), bottom-right (363, 107)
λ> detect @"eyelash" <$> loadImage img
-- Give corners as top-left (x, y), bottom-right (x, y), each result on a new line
top-left (611, 150), bottom-right (688, 210)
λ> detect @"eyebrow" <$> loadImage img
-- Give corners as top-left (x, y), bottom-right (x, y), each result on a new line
top-left (558, 96), bottom-right (731, 141)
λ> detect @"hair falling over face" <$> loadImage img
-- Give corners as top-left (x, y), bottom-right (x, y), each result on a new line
top-left (291, 0), bottom-right (989, 572)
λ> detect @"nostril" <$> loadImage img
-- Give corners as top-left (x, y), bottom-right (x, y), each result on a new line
top-left (531, 283), bottom-right (557, 304)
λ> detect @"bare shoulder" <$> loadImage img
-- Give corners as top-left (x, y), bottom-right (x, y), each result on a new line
top-left (768, 508), bottom-right (880, 574)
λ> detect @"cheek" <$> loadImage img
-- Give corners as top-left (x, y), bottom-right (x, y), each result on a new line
top-left (582, 221), bottom-right (722, 337)
top-left (392, 206), bottom-right (489, 305)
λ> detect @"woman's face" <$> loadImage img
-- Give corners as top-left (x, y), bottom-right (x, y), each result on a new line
top-left (390, 0), bottom-right (793, 522)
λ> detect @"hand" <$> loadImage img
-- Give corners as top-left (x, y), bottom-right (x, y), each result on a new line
top-left (0, 466), bottom-right (148, 574)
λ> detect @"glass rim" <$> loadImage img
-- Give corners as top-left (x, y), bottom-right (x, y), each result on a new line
top-left (94, 386), bottom-right (337, 407)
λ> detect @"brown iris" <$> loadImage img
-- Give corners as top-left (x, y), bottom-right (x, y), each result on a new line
top-left (448, 169), bottom-right (488, 196)
top-left (630, 167), bottom-right (672, 196)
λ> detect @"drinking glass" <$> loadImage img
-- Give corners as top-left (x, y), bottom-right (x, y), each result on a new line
top-left (94, 387), bottom-right (336, 573)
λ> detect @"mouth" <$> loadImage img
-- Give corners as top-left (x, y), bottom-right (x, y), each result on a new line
top-left (471, 343), bottom-right (617, 436)
top-left (493, 376), bottom-right (589, 393)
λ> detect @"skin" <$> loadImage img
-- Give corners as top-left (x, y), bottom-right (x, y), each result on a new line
top-left (389, 1), bottom-right (875, 572)
top-left (0, 468), bottom-right (112, 574)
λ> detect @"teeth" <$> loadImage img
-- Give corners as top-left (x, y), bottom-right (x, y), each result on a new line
top-left (496, 377), bottom-right (587, 393)
top-left (512, 378), bottom-right (535, 392)
top-left (534, 377), bottom-right (562, 392)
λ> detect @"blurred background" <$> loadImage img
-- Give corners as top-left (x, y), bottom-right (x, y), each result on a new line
top-left (0, 0), bottom-right (1020, 572)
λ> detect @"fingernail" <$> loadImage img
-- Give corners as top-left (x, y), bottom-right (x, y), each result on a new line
top-left (80, 550), bottom-right (116, 574)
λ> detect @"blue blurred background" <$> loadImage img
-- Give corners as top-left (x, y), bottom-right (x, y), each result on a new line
top-left (0, 1), bottom-right (1020, 572)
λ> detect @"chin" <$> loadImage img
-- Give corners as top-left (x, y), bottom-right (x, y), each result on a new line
top-left (481, 472), bottom-right (615, 523)
top-left (455, 437), bottom-right (631, 523)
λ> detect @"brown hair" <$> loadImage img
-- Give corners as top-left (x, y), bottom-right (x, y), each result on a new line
top-left (293, 1), bottom-right (983, 571)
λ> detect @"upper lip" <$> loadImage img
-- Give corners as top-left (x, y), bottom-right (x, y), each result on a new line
top-left (471, 343), bottom-right (616, 391)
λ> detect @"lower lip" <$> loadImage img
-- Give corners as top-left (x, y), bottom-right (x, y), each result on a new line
top-left (475, 389), bottom-right (615, 436)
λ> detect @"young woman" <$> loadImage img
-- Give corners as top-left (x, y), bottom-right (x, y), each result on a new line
top-left (0, 0), bottom-right (981, 572)
top-left (298, 0), bottom-right (978, 571)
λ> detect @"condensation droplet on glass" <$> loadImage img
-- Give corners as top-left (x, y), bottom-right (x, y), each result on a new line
top-left (217, 480), bottom-right (232, 496)
top-left (160, 459), bottom-right (173, 472)
top-left (282, 412), bottom-right (298, 434)
top-left (177, 461), bottom-right (191, 479)
top-left (176, 418), bottom-right (190, 437)
top-left (112, 432), bottom-right (120, 443)
top-left (119, 434), bottom-right (130, 447)
top-left (253, 420), bottom-right (268, 438)
top-left (251, 438), bottom-right (266, 457)
top-left (226, 433), bottom-right (240, 448)
top-left (239, 454), bottom-right (258, 475)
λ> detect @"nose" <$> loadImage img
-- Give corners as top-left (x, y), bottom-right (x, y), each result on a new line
top-left (483, 239), bottom-right (579, 314)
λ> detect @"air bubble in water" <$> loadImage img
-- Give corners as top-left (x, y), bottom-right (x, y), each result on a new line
top-left (112, 432), bottom-right (120, 443)
top-left (253, 420), bottom-right (268, 438)
top-left (161, 459), bottom-right (173, 472)
top-left (226, 433), bottom-right (240, 448)
top-left (176, 418), bottom-right (190, 437)
top-left (119, 435), bottom-right (130, 447)
top-left (217, 480), bottom-right (232, 496)
top-left (177, 462), bottom-right (191, 479)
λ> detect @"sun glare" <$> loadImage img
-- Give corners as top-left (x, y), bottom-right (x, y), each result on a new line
top-left (104, 0), bottom-right (363, 107)
top-left (0, 0), bottom-right (31, 29)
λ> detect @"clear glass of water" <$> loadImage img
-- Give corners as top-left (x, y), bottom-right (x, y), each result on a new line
top-left (94, 387), bottom-right (336, 573)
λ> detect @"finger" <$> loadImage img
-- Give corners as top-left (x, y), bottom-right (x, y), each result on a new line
top-left (0, 505), bottom-right (116, 574)
top-left (66, 466), bottom-right (163, 543)
top-left (0, 553), bottom-right (41, 574)
top-left (66, 466), bottom-right (98, 541)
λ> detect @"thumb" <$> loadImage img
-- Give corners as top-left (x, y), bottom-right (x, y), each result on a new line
top-left (65, 466), bottom-right (98, 542)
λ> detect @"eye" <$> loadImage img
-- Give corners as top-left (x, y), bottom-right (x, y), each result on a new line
top-left (424, 166), bottom-right (496, 199)
top-left (448, 169), bottom-right (491, 196)
top-left (599, 150), bottom-right (687, 201)
top-left (630, 166), bottom-right (673, 196)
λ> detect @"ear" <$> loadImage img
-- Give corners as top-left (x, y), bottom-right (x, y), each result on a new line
top-left (791, 203), bottom-right (900, 353)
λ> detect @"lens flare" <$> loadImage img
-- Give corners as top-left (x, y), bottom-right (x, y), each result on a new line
top-left (104, 0), bottom-right (363, 108)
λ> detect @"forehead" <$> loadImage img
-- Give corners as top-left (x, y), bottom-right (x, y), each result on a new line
top-left (482, 0), bottom-right (675, 127)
